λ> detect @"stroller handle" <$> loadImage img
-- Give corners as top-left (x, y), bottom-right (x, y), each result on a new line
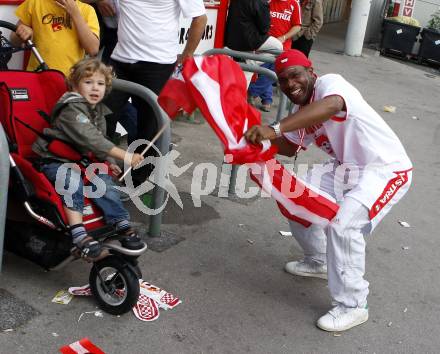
top-left (0, 20), bottom-right (17, 33)
top-left (0, 20), bottom-right (48, 70)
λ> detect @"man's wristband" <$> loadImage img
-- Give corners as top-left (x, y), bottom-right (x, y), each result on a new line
top-left (269, 122), bottom-right (282, 138)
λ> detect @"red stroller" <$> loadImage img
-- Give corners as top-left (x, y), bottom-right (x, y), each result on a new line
top-left (0, 20), bottom-right (147, 315)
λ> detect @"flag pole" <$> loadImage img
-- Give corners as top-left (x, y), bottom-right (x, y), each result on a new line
top-left (118, 121), bottom-right (170, 182)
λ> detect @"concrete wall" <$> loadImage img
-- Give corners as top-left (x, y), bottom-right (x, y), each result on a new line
top-left (413, 0), bottom-right (440, 27)
top-left (365, 0), bottom-right (387, 43)
top-left (324, 0), bottom-right (350, 23)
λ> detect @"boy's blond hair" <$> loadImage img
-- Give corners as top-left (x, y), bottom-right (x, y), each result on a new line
top-left (68, 58), bottom-right (114, 94)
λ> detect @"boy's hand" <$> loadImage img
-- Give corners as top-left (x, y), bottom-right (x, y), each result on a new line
top-left (55, 0), bottom-right (80, 16)
top-left (130, 153), bottom-right (144, 168)
top-left (16, 23), bottom-right (33, 42)
top-left (109, 163), bottom-right (122, 177)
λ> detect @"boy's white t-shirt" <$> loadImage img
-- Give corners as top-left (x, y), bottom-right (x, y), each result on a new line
top-left (284, 74), bottom-right (413, 218)
top-left (111, 0), bottom-right (206, 64)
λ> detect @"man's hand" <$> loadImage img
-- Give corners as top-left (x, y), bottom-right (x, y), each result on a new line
top-left (97, 0), bottom-right (116, 17)
top-left (15, 23), bottom-right (33, 42)
top-left (179, 14), bottom-right (207, 65)
top-left (244, 125), bottom-right (276, 145)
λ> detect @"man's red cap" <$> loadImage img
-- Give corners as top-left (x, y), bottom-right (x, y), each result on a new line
top-left (274, 49), bottom-right (313, 76)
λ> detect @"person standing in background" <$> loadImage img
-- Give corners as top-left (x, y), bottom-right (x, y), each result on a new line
top-left (10, 0), bottom-right (99, 76)
top-left (93, 0), bottom-right (119, 63)
top-left (291, 0), bottom-right (323, 57)
top-left (104, 0), bottom-right (207, 187)
top-left (88, 0), bottom-right (138, 145)
top-left (224, 0), bottom-right (283, 86)
top-left (248, 0), bottom-right (302, 111)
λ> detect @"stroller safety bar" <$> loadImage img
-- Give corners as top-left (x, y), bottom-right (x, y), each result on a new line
top-left (24, 202), bottom-right (57, 229)
top-left (102, 242), bottom-right (148, 256)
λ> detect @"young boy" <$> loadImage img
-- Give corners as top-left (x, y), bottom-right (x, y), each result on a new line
top-left (11, 0), bottom-right (99, 76)
top-left (33, 58), bottom-right (143, 258)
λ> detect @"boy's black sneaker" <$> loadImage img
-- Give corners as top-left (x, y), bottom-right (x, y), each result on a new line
top-left (118, 227), bottom-right (144, 250)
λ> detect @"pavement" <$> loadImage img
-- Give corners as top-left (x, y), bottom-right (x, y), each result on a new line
top-left (1, 23), bottom-right (440, 353)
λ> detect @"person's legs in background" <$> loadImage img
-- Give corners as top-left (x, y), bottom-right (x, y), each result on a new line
top-left (103, 60), bottom-right (132, 142)
top-left (291, 35), bottom-right (314, 57)
top-left (100, 26), bottom-right (118, 64)
top-left (118, 102), bottom-right (138, 146)
top-left (100, 28), bottom-right (138, 145)
top-left (123, 61), bottom-right (175, 186)
top-left (258, 63), bottom-right (275, 111)
top-left (248, 62), bottom-right (275, 112)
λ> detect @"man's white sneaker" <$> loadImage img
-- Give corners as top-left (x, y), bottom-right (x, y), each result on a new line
top-left (317, 304), bottom-right (369, 332)
top-left (284, 260), bottom-right (328, 279)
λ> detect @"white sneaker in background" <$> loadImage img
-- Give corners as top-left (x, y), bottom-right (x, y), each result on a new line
top-left (284, 260), bottom-right (328, 279)
top-left (317, 304), bottom-right (369, 332)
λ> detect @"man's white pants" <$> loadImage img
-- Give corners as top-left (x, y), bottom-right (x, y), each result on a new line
top-left (288, 164), bottom-right (371, 308)
top-left (289, 197), bottom-right (370, 308)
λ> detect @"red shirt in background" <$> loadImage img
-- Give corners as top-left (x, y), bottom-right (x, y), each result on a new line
top-left (269, 0), bottom-right (302, 50)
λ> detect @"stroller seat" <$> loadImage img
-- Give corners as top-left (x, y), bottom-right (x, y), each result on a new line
top-left (1, 20), bottom-right (146, 315)
top-left (0, 69), bottom-right (105, 229)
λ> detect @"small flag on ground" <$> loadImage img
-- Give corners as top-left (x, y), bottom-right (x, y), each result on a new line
top-left (59, 337), bottom-right (105, 354)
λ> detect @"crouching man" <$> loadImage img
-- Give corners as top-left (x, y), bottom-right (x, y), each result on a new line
top-left (245, 50), bottom-right (413, 332)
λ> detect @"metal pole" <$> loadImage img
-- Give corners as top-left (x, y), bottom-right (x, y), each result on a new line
top-left (112, 79), bottom-right (170, 237)
top-left (203, 48), bottom-right (280, 63)
top-left (344, 0), bottom-right (373, 56)
top-left (0, 125), bottom-right (10, 272)
top-left (228, 165), bottom-right (238, 196)
top-left (275, 93), bottom-right (288, 123)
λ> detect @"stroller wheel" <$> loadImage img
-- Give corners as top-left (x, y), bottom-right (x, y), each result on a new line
top-left (89, 256), bottom-right (140, 315)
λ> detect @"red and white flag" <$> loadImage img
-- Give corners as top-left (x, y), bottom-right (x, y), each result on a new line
top-left (157, 66), bottom-right (196, 119)
top-left (59, 338), bottom-right (105, 354)
top-left (249, 161), bottom-right (339, 228)
top-left (158, 55), bottom-right (339, 227)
